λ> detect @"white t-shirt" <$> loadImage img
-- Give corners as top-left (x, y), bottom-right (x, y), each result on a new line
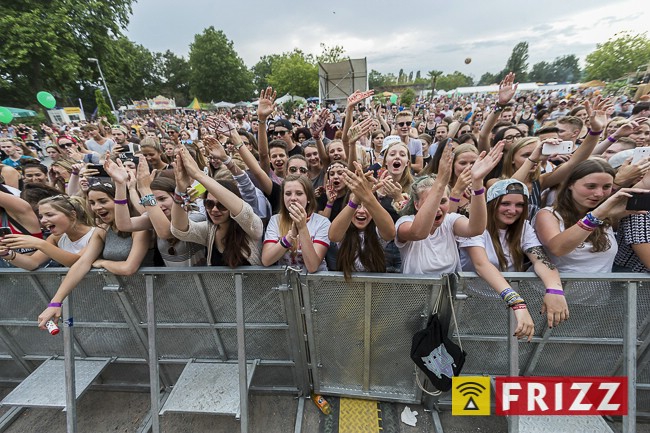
top-left (264, 213), bottom-right (331, 271)
top-left (395, 212), bottom-right (464, 276)
top-left (533, 207), bottom-right (617, 273)
top-left (458, 221), bottom-right (541, 272)
top-left (57, 227), bottom-right (96, 254)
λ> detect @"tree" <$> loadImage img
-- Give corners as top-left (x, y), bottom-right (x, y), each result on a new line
top-left (408, 71), bottom-right (414, 83)
top-left (504, 42), bottom-right (529, 81)
top-left (400, 88), bottom-right (416, 106)
top-left (416, 70), bottom-right (421, 80)
top-left (188, 27), bottom-right (254, 102)
top-left (267, 50), bottom-right (318, 97)
top-left (95, 89), bottom-right (116, 123)
top-left (252, 54), bottom-right (281, 91)
top-left (316, 43), bottom-right (348, 64)
top-left (427, 70), bottom-right (443, 93)
top-left (0, 0), bottom-right (135, 108)
top-left (584, 32), bottom-right (650, 81)
top-left (528, 61), bottom-right (554, 83)
top-left (477, 72), bottom-right (499, 85)
top-left (436, 71), bottom-right (473, 91)
top-left (158, 50), bottom-right (191, 106)
top-left (552, 55), bottom-right (581, 83)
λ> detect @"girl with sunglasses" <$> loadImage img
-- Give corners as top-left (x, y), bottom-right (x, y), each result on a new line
top-left (458, 179), bottom-right (569, 342)
top-left (171, 147), bottom-right (263, 267)
top-left (262, 174), bottom-right (330, 273)
top-left (37, 182), bottom-right (152, 329)
top-left (1, 195), bottom-right (95, 270)
top-left (329, 162), bottom-right (395, 280)
top-left (105, 157), bottom-right (206, 267)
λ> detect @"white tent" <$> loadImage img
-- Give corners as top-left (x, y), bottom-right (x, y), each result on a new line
top-left (214, 101), bottom-right (235, 108)
top-left (276, 94), bottom-right (306, 105)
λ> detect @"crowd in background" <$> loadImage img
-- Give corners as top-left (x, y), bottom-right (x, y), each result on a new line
top-left (1, 72), bottom-right (650, 341)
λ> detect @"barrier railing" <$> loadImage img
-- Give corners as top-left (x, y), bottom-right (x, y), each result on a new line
top-left (0, 268), bottom-right (648, 433)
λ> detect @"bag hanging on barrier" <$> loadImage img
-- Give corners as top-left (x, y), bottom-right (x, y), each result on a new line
top-left (410, 283), bottom-right (466, 392)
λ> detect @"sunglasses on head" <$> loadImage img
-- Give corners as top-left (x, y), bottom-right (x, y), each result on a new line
top-left (273, 130), bottom-right (289, 137)
top-left (289, 166), bottom-right (308, 174)
top-left (204, 199), bottom-right (228, 212)
top-left (396, 121), bottom-right (411, 127)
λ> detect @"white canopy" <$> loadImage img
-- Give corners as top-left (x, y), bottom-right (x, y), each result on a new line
top-left (276, 94), bottom-right (306, 104)
top-left (213, 101), bottom-right (235, 108)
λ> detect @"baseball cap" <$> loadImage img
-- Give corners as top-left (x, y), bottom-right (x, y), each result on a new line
top-left (275, 119), bottom-right (293, 130)
top-left (381, 135), bottom-right (402, 154)
top-left (486, 179), bottom-right (529, 203)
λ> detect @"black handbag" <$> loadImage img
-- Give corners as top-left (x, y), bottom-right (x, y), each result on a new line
top-left (411, 285), bottom-right (466, 393)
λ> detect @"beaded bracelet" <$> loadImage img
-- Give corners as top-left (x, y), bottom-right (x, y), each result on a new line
top-left (449, 196), bottom-right (461, 203)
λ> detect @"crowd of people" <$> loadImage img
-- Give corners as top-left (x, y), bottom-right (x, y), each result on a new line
top-left (1, 72), bottom-right (650, 341)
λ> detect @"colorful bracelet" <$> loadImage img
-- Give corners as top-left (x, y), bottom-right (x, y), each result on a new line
top-left (348, 200), bottom-right (359, 209)
top-left (48, 302), bottom-right (63, 308)
top-left (279, 236), bottom-right (292, 249)
top-left (585, 212), bottom-right (604, 226)
top-left (473, 187), bottom-right (485, 196)
top-left (449, 196), bottom-right (461, 203)
top-left (114, 198), bottom-right (128, 205)
top-left (499, 288), bottom-right (515, 300)
top-left (587, 128), bottom-right (603, 136)
top-left (511, 303), bottom-right (528, 311)
top-left (545, 288), bottom-right (565, 296)
top-left (580, 216), bottom-right (598, 228)
top-left (222, 156), bottom-right (232, 166)
top-left (576, 219), bottom-right (595, 232)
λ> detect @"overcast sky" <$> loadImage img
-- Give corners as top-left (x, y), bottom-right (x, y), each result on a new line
top-left (126, 0), bottom-right (648, 81)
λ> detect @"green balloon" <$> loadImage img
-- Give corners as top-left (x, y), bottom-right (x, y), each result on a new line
top-left (0, 107), bottom-right (13, 124)
top-left (390, 94), bottom-right (398, 104)
top-left (37, 91), bottom-right (57, 109)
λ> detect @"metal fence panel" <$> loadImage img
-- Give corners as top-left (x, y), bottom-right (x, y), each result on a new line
top-left (304, 272), bottom-right (440, 403)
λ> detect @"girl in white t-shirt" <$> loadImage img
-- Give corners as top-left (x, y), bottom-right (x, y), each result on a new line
top-left (395, 141), bottom-right (503, 276)
top-left (328, 162), bottom-right (395, 280)
top-left (263, 175), bottom-right (330, 273)
top-left (459, 179), bottom-right (569, 341)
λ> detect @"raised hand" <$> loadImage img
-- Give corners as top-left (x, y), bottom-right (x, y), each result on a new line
top-left (346, 117), bottom-right (376, 143)
top-left (471, 141), bottom-right (505, 181)
top-left (498, 72), bottom-right (517, 106)
top-left (613, 117), bottom-right (649, 139)
top-left (104, 156), bottom-right (129, 184)
top-left (173, 153), bottom-right (192, 191)
top-left (309, 108), bottom-right (330, 138)
top-left (592, 187), bottom-right (650, 220)
top-left (347, 89), bottom-right (375, 107)
top-left (451, 166), bottom-right (472, 198)
top-left (584, 96), bottom-right (613, 133)
top-left (136, 157), bottom-right (155, 192)
top-left (204, 136), bottom-right (228, 160)
top-left (342, 161), bottom-right (373, 202)
top-left (436, 140), bottom-right (454, 187)
top-left (177, 146), bottom-right (203, 179)
top-left (257, 87), bottom-right (277, 120)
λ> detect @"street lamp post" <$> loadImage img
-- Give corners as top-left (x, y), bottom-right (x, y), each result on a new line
top-left (87, 57), bottom-right (116, 112)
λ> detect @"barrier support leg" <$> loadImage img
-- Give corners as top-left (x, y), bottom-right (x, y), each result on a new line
top-left (293, 396), bottom-right (305, 433)
top-left (623, 281), bottom-right (637, 433)
top-left (235, 274), bottom-right (249, 433)
top-left (63, 297), bottom-right (77, 433)
top-left (145, 275), bottom-right (161, 433)
top-left (507, 308), bottom-right (519, 433)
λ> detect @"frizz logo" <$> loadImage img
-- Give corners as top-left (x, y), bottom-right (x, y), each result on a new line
top-left (496, 377), bottom-right (627, 416)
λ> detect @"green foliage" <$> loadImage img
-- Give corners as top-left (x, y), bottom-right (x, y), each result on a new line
top-left (436, 71), bottom-right (473, 91)
top-left (267, 50), bottom-right (318, 97)
top-left (157, 50), bottom-right (191, 106)
top-left (585, 32), bottom-right (650, 81)
top-left (252, 54), bottom-right (281, 91)
top-left (400, 88), bottom-right (416, 106)
top-left (189, 27), bottom-right (254, 102)
top-left (95, 89), bottom-right (116, 123)
top-left (427, 70), bottom-right (443, 91)
top-left (316, 43), bottom-right (348, 64)
top-left (369, 70), bottom-right (397, 88)
top-left (477, 72), bottom-right (499, 85)
top-left (529, 55), bottom-right (581, 83)
top-left (504, 42), bottom-right (529, 81)
top-left (0, 0), bottom-right (134, 108)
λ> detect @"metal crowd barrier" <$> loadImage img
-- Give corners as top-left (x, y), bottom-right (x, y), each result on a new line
top-left (0, 268), bottom-right (648, 433)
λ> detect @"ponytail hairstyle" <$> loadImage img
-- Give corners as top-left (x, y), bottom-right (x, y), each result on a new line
top-left (400, 175), bottom-right (450, 216)
top-left (38, 195), bottom-right (93, 228)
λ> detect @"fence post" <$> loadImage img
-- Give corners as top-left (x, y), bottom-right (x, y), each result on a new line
top-left (623, 281), bottom-right (637, 433)
top-left (145, 274), bottom-right (160, 433)
top-left (507, 309), bottom-right (519, 433)
top-left (235, 273), bottom-right (249, 433)
top-left (62, 297), bottom-right (77, 433)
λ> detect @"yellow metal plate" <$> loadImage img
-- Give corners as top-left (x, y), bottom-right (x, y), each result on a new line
top-left (338, 397), bottom-right (380, 433)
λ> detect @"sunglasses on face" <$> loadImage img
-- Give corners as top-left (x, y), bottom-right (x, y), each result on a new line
top-left (396, 121), bottom-right (411, 127)
top-left (204, 199), bottom-right (228, 212)
top-left (58, 142), bottom-right (74, 148)
top-left (273, 130), bottom-right (289, 137)
top-left (289, 166), bottom-right (308, 174)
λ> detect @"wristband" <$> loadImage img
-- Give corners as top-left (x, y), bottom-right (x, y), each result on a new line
top-left (587, 128), bottom-right (603, 136)
top-left (585, 212), bottom-right (604, 226)
top-left (576, 219), bottom-right (595, 232)
top-left (472, 187), bottom-right (485, 196)
top-left (527, 157), bottom-right (539, 164)
top-left (607, 135), bottom-right (617, 143)
top-left (511, 303), bottom-right (528, 311)
top-left (234, 141), bottom-right (244, 150)
top-left (280, 235), bottom-right (293, 249)
top-left (71, 171), bottom-right (79, 176)
top-left (449, 196), bottom-right (461, 203)
top-left (114, 198), bottom-right (128, 205)
top-left (325, 203), bottom-right (333, 209)
top-left (48, 302), bottom-right (63, 308)
top-left (545, 288), bottom-right (564, 296)
top-left (348, 200), bottom-right (359, 209)
top-left (580, 216), bottom-right (598, 228)
top-left (222, 156), bottom-right (233, 166)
